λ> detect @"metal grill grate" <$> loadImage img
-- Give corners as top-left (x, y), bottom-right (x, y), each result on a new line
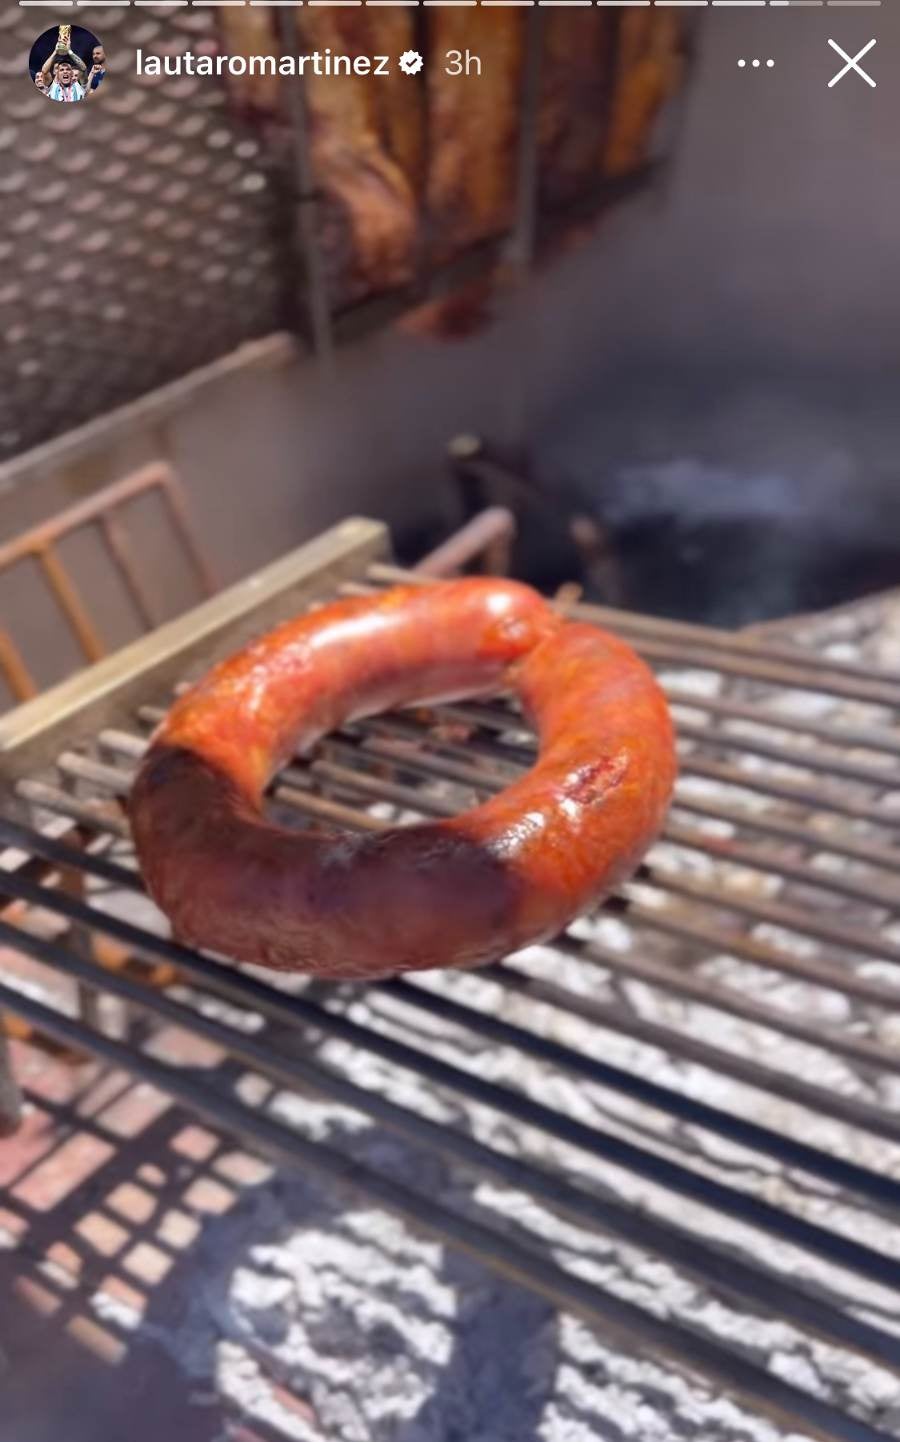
top-left (0, 4), bottom-right (285, 462)
top-left (1, 519), bottom-right (900, 1442)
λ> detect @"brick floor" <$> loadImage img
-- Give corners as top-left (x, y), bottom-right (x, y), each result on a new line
top-left (96, 1081), bottom-right (171, 1139)
top-left (183, 1175), bottom-right (236, 1216)
top-left (12, 1131), bottom-right (115, 1212)
top-left (75, 1210), bottom-right (131, 1258)
top-left (155, 1206), bottom-right (201, 1251)
top-left (123, 1240), bottom-right (173, 1286)
top-left (0, 1104), bottom-right (59, 1188)
top-left (106, 1180), bottom-right (159, 1225)
top-left (170, 1122), bottom-right (221, 1162)
top-left (0, 1037), bottom-right (282, 1442)
top-left (0, 946), bottom-right (81, 1028)
top-left (215, 1149), bottom-right (274, 1188)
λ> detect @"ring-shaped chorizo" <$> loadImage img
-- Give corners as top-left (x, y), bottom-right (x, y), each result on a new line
top-left (130, 578), bottom-right (676, 978)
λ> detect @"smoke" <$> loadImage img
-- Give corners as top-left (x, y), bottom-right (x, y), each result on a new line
top-left (531, 372), bottom-right (900, 626)
top-left (597, 457), bottom-right (841, 530)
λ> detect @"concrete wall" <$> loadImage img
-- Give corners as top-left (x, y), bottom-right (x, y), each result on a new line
top-left (540, 7), bottom-right (898, 378)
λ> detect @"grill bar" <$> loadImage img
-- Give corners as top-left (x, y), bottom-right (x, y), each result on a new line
top-left (673, 718), bottom-right (896, 792)
top-left (558, 931), bottom-right (900, 1076)
top-left (128, 712), bottom-right (900, 892)
top-left (3, 847), bottom-right (900, 1293)
top-left (14, 777), bottom-right (131, 838)
top-left (43, 740), bottom-right (900, 1016)
top-left (626, 870), bottom-right (897, 961)
top-left (29, 726), bottom-right (900, 1032)
top-left (441, 688), bottom-right (900, 768)
top-left (311, 733), bottom-right (900, 968)
top-left (311, 738), bottom-right (897, 911)
top-left (667, 796), bottom-right (899, 873)
top-left (318, 731), bottom-right (899, 871)
top-left (1, 981), bottom-right (893, 1442)
top-left (6, 803), bottom-right (900, 1130)
top-left (386, 975), bottom-right (900, 1217)
top-left (356, 708), bottom-right (900, 833)
top-left (338, 718), bottom-right (899, 893)
top-left (674, 754), bottom-right (895, 831)
top-left (484, 962), bottom-right (900, 1146)
top-left (434, 709), bottom-right (900, 831)
top-left (595, 633), bottom-right (900, 710)
top-left (368, 693), bottom-right (897, 806)
top-left (4, 913), bottom-right (900, 1375)
top-left (302, 758), bottom-right (900, 1011)
top-left (662, 686), bottom-right (900, 760)
top-left (370, 560), bottom-right (893, 679)
top-left (229, 770), bottom-right (900, 1008)
top-left (364, 563), bottom-right (900, 704)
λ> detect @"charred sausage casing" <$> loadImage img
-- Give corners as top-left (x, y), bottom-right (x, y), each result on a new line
top-left (130, 579), bottom-right (676, 978)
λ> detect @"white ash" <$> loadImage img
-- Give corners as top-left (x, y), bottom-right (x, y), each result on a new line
top-left (657, 669), bottom-right (723, 699)
top-left (764, 689), bottom-right (844, 721)
top-left (127, 1080), bottom-right (900, 1442)
top-left (117, 930), bottom-right (900, 1440)
top-left (91, 1287), bottom-right (144, 1334)
top-left (674, 772), bottom-right (775, 816)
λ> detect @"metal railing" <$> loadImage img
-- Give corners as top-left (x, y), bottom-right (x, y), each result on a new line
top-left (0, 464), bottom-right (216, 706)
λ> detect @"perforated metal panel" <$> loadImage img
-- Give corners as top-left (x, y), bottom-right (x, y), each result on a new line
top-left (0, 4), bottom-right (287, 462)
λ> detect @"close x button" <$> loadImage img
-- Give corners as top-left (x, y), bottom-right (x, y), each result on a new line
top-left (828, 38), bottom-right (877, 89)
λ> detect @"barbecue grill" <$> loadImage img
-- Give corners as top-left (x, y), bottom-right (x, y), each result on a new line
top-left (1, 516), bottom-right (899, 1442)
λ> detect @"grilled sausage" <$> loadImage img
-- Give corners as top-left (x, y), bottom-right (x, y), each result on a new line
top-left (130, 578), bottom-right (675, 978)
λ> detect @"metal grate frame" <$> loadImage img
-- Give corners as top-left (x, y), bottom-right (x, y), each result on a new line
top-left (0, 4), bottom-right (286, 462)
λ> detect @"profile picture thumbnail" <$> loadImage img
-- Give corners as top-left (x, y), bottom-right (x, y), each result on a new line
top-left (29, 24), bottom-right (107, 103)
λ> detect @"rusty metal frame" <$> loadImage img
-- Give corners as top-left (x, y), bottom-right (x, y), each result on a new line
top-left (0, 464), bottom-right (218, 705)
top-left (0, 508), bottom-right (517, 795)
top-left (0, 517), bottom-right (388, 801)
top-left (273, 11), bottom-right (335, 370)
top-left (414, 506), bottom-right (516, 579)
top-left (0, 515), bottom-right (388, 1056)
